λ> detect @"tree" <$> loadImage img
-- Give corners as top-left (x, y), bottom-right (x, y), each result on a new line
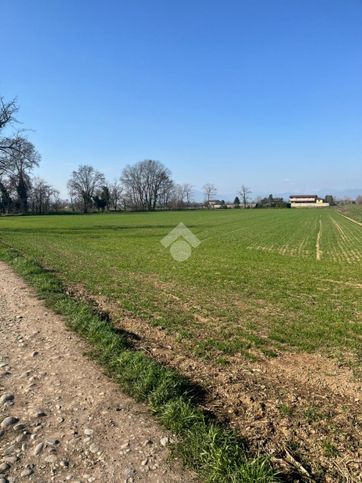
top-left (0, 97), bottom-right (21, 174)
top-left (0, 97), bottom-right (42, 214)
top-left (203, 183), bottom-right (217, 206)
top-left (29, 177), bottom-right (59, 214)
top-left (356, 195), bottom-right (362, 205)
top-left (255, 194), bottom-right (289, 208)
top-left (233, 196), bottom-right (240, 207)
top-left (5, 137), bottom-right (40, 213)
top-left (93, 194), bottom-right (107, 212)
top-left (182, 183), bottom-right (194, 205)
top-left (325, 195), bottom-right (336, 206)
top-left (157, 178), bottom-right (174, 209)
top-left (0, 180), bottom-right (12, 214)
top-left (0, 97), bottom-right (18, 131)
top-left (168, 183), bottom-right (192, 209)
top-left (121, 160), bottom-right (172, 211)
top-left (239, 185), bottom-right (252, 208)
top-left (67, 165), bottom-right (105, 213)
top-left (109, 180), bottom-right (123, 211)
top-left (100, 185), bottom-right (111, 211)
top-left (93, 185), bottom-right (110, 212)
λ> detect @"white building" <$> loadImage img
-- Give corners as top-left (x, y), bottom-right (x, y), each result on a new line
top-left (289, 195), bottom-right (329, 208)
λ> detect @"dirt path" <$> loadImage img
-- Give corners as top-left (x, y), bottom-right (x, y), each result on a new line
top-left (0, 262), bottom-right (194, 483)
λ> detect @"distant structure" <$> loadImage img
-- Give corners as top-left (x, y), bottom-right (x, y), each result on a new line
top-left (207, 199), bottom-right (256, 209)
top-left (207, 199), bottom-right (223, 209)
top-left (289, 195), bottom-right (330, 208)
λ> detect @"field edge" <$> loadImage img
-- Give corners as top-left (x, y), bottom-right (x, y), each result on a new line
top-left (0, 244), bottom-right (280, 483)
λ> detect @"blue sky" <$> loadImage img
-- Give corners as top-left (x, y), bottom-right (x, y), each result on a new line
top-left (1, 0), bottom-right (361, 199)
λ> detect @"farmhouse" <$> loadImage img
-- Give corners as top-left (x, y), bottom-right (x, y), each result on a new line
top-left (289, 195), bottom-right (330, 208)
top-left (208, 199), bottom-right (224, 209)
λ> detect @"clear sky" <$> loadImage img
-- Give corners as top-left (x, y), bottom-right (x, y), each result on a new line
top-left (1, 0), bottom-right (361, 199)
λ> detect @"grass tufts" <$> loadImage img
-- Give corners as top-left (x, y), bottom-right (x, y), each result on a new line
top-left (0, 246), bottom-right (279, 482)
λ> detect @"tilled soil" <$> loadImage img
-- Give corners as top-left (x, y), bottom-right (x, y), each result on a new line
top-left (73, 287), bottom-right (362, 482)
top-left (0, 261), bottom-right (194, 483)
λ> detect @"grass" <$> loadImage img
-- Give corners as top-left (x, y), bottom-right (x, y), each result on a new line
top-left (338, 204), bottom-right (362, 223)
top-left (0, 207), bottom-right (361, 363)
top-left (0, 246), bottom-right (278, 482)
top-left (321, 440), bottom-right (340, 458)
top-left (304, 407), bottom-right (323, 423)
top-left (278, 404), bottom-right (293, 418)
top-left (0, 206), bottom-right (361, 480)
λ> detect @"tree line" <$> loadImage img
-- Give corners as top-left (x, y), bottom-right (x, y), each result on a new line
top-left (67, 162), bottom-right (197, 213)
top-left (67, 163), bottom-right (256, 213)
top-left (0, 97), bottom-right (61, 214)
top-left (0, 96), bottom-right (256, 214)
top-left (2, 95), bottom-right (360, 215)
top-left (65, 166), bottom-right (362, 213)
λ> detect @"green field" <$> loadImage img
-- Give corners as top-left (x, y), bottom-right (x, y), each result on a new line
top-left (339, 203), bottom-right (362, 224)
top-left (1, 207), bottom-right (361, 480)
top-left (0, 208), bottom-right (361, 361)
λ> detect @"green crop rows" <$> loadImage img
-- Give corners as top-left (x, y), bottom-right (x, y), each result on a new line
top-left (0, 207), bottom-right (361, 364)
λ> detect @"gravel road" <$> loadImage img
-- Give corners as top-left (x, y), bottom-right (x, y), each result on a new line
top-left (0, 261), bottom-right (194, 483)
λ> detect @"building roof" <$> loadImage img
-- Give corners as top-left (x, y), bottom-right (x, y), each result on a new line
top-left (290, 195), bottom-right (318, 199)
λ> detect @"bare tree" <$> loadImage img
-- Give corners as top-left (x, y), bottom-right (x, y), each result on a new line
top-left (121, 160), bottom-right (172, 211)
top-left (203, 183), bottom-right (217, 206)
top-left (0, 97), bottom-right (42, 214)
top-left (67, 165), bottom-right (105, 213)
top-left (239, 185), bottom-right (252, 208)
top-left (165, 184), bottom-right (182, 209)
top-left (109, 180), bottom-right (123, 211)
top-left (168, 183), bottom-right (194, 208)
top-left (50, 195), bottom-right (68, 212)
top-left (0, 97), bottom-right (26, 175)
top-left (29, 177), bottom-right (59, 214)
top-left (158, 177), bottom-right (174, 209)
top-left (0, 97), bottom-right (18, 131)
top-left (183, 183), bottom-right (194, 205)
top-left (356, 195), bottom-right (362, 205)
